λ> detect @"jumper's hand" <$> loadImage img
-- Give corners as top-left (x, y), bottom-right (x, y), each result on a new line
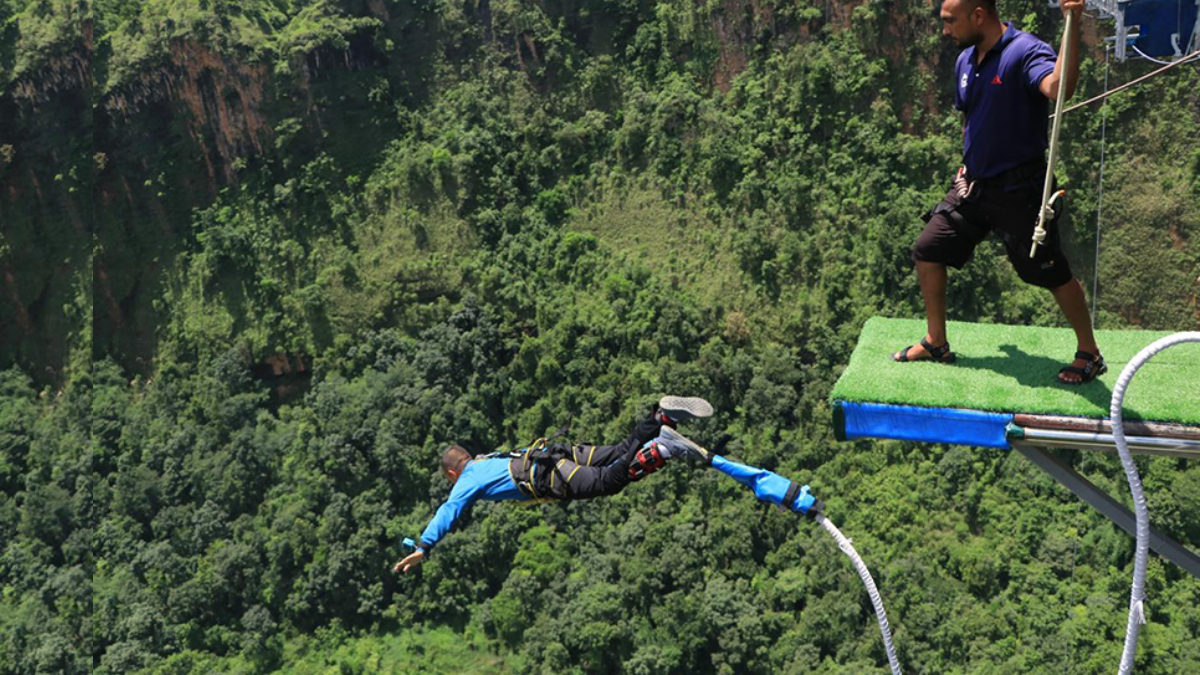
top-left (393, 549), bottom-right (425, 574)
top-left (1059, 0), bottom-right (1084, 18)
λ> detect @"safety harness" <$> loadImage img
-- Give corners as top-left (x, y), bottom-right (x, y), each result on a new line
top-left (924, 159), bottom-right (1062, 240)
top-left (502, 421), bottom-right (573, 501)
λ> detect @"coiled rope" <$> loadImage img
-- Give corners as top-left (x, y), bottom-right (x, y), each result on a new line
top-left (1111, 332), bottom-right (1200, 675)
top-left (815, 513), bottom-right (902, 675)
top-left (1032, 11), bottom-right (1076, 258)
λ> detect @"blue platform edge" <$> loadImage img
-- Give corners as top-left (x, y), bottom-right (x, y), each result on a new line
top-left (834, 400), bottom-right (1014, 449)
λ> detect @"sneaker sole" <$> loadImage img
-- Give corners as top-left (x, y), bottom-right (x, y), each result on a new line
top-left (658, 396), bottom-right (713, 421)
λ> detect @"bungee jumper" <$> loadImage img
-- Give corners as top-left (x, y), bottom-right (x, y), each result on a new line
top-left (895, 0), bottom-right (1106, 385)
top-left (393, 395), bottom-right (714, 573)
top-left (395, 393), bottom-right (905, 672)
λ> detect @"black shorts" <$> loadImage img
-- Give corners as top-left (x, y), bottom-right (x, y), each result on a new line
top-left (911, 175), bottom-right (1074, 289)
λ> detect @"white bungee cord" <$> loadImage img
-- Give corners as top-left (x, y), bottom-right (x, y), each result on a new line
top-left (703, 451), bottom-right (902, 673)
top-left (1111, 332), bottom-right (1200, 675)
top-left (815, 513), bottom-right (902, 675)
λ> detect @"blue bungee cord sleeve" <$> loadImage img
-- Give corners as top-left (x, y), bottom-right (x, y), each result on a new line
top-left (707, 453), bottom-right (901, 674)
top-left (710, 454), bottom-right (821, 515)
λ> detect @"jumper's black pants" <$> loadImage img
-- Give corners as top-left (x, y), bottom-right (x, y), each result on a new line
top-left (534, 415), bottom-right (665, 501)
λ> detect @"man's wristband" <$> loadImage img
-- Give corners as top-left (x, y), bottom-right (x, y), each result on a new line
top-left (403, 537), bottom-right (433, 557)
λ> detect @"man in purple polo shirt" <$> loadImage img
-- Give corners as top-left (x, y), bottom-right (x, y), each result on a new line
top-left (894, 0), bottom-right (1106, 385)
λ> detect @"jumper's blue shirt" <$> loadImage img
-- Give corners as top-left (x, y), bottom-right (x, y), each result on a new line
top-left (955, 22), bottom-right (1057, 179)
top-left (419, 457), bottom-right (529, 549)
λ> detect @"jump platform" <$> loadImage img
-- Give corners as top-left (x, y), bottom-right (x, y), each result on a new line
top-left (832, 317), bottom-right (1200, 578)
top-left (832, 317), bottom-right (1200, 458)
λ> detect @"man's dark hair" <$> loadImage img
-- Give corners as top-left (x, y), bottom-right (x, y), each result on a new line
top-left (441, 444), bottom-right (471, 473)
top-left (967, 0), bottom-right (997, 15)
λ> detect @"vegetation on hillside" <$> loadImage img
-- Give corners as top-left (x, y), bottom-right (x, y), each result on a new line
top-left (2, 0), bottom-right (1198, 673)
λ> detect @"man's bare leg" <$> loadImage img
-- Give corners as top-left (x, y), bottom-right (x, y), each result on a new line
top-left (898, 260), bottom-right (949, 360)
top-left (1051, 278), bottom-right (1101, 383)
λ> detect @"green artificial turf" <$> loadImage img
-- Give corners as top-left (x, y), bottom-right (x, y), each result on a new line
top-left (831, 317), bottom-right (1200, 426)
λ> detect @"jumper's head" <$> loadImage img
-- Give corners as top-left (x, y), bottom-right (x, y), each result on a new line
top-left (440, 444), bottom-right (471, 485)
top-left (940, 0), bottom-right (997, 48)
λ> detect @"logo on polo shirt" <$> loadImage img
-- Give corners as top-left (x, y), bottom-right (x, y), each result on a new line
top-left (961, 73), bottom-right (969, 89)
top-left (991, 74), bottom-right (1003, 85)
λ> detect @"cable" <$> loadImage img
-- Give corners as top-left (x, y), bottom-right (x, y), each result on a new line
top-left (815, 514), bottom-right (902, 675)
top-left (1110, 332), bottom-right (1200, 675)
top-left (1131, 43), bottom-right (1177, 66)
top-left (1052, 48), bottom-right (1200, 118)
top-left (1091, 49), bottom-right (1109, 327)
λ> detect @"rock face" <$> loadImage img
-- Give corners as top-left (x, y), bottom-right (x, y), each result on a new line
top-left (2, 1), bottom-right (928, 382)
top-left (2, 2), bottom-right (406, 381)
top-left (0, 10), bottom-right (93, 380)
top-left (2, 2), bottom-right (1192, 382)
top-left (105, 40), bottom-right (272, 185)
top-left (91, 37), bottom-right (280, 372)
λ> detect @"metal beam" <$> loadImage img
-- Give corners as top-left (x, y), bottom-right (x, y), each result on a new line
top-left (1010, 426), bottom-right (1200, 459)
top-left (1012, 443), bottom-right (1200, 579)
top-left (1012, 414), bottom-right (1200, 441)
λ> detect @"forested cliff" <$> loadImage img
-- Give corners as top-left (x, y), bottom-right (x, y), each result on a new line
top-left (1, 0), bottom-right (1198, 673)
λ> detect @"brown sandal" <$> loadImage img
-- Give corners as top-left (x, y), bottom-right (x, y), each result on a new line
top-left (1058, 350), bottom-right (1106, 385)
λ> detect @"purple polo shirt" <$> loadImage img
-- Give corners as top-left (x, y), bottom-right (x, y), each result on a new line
top-left (955, 23), bottom-right (1057, 179)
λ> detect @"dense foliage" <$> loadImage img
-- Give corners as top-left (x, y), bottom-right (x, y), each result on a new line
top-left (3, 0), bottom-right (1199, 673)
